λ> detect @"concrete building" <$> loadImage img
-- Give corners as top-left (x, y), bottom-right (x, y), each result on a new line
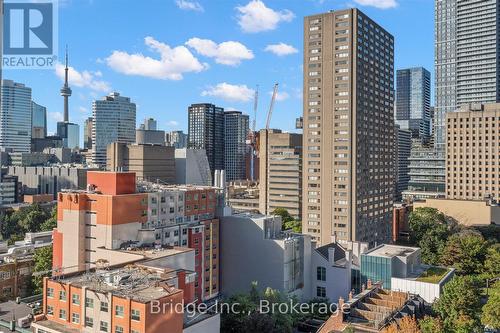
top-left (259, 130), bottom-right (302, 219)
top-left (311, 241), bottom-right (367, 303)
top-left (166, 131), bottom-right (188, 149)
top-left (220, 212), bottom-right (312, 301)
top-left (7, 166), bottom-right (91, 199)
top-left (227, 181), bottom-right (259, 213)
top-left (107, 142), bottom-right (175, 184)
top-left (140, 117), bottom-right (157, 131)
top-left (392, 203), bottom-right (413, 243)
top-left (414, 198), bottom-right (500, 226)
top-left (188, 103), bottom-right (224, 179)
top-left (136, 128), bottom-right (165, 146)
top-left (92, 93), bottom-right (136, 166)
top-left (302, 9), bottom-right (395, 246)
top-left (0, 80), bottom-right (32, 153)
top-left (174, 148), bottom-right (212, 186)
top-left (224, 111), bottom-right (249, 181)
top-left (360, 244), bottom-right (454, 303)
top-left (446, 103), bottom-right (500, 201)
top-left (31, 102), bottom-right (47, 139)
top-left (83, 117), bottom-right (93, 150)
top-left (53, 172), bottom-right (220, 302)
top-left (403, 143), bottom-right (446, 200)
top-left (31, 136), bottom-right (63, 153)
top-left (395, 67), bottom-right (431, 143)
top-left (394, 125), bottom-right (411, 201)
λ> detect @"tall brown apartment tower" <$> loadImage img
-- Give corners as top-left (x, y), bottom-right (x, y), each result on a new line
top-left (446, 103), bottom-right (500, 202)
top-left (259, 129), bottom-right (302, 219)
top-left (302, 9), bottom-right (395, 246)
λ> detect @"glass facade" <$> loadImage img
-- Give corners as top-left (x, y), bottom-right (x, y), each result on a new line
top-left (360, 254), bottom-right (392, 289)
top-left (31, 101), bottom-right (47, 139)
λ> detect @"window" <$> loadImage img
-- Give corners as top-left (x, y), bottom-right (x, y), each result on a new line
top-left (316, 286), bottom-right (326, 298)
top-left (131, 330), bottom-right (140, 333)
top-left (115, 305), bottom-right (124, 317)
top-left (85, 317), bottom-right (94, 328)
top-left (72, 294), bottom-right (80, 305)
top-left (47, 305), bottom-right (54, 316)
top-left (115, 326), bottom-right (124, 333)
top-left (59, 309), bottom-right (67, 320)
top-left (86, 298), bottom-right (94, 308)
top-left (131, 309), bottom-right (141, 321)
top-left (47, 287), bottom-right (54, 298)
top-left (59, 290), bottom-right (66, 301)
top-left (100, 301), bottom-right (108, 312)
top-left (317, 267), bottom-right (326, 281)
top-left (100, 321), bottom-right (108, 332)
top-left (72, 313), bottom-right (80, 324)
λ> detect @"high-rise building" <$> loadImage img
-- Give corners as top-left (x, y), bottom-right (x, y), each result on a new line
top-left (107, 142), bottom-right (175, 184)
top-left (188, 103), bottom-right (224, 178)
top-left (302, 9), bottom-right (395, 246)
top-left (446, 103), bottom-right (500, 201)
top-left (435, 0), bottom-right (500, 148)
top-left (259, 130), bottom-right (302, 219)
top-left (0, 80), bottom-right (32, 153)
top-left (31, 101), bottom-right (47, 139)
top-left (140, 117), bottom-right (157, 131)
top-left (57, 122), bottom-right (80, 149)
top-left (394, 125), bottom-right (412, 201)
top-left (224, 111), bottom-right (249, 181)
top-left (395, 67), bottom-right (431, 143)
top-left (83, 117), bottom-right (93, 149)
top-left (92, 92), bottom-right (136, 166)
top-left (166, 130), bottom-right (188, 148)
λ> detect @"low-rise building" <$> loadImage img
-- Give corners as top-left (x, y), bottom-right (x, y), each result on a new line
top-left (392, 203), bottom-right (413, 242)
top-left (220, 212), bottom-right (312, 301)
top-left (361, 244), bottom-right (454, 303)
top-left (174, 149), bottom-right (212, 186)
top-left (227, 181), bottom-right (259, 213)
top-left (413, 198), bottom-right (500, 226)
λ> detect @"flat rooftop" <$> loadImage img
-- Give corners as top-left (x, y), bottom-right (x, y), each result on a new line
top-left (364, 244), bottom-right (419, 258)
top-left (54, 266), bottom-right (181, 303)
top-left (118, 246), bottom-right (193, 260)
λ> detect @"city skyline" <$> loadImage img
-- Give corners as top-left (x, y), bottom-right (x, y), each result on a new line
top-left (3, 0), bottom-right (434, 141)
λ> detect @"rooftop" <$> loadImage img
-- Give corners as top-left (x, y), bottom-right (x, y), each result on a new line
top-left (53, 265), bottom-right (181, 303)
top-left (118, 245), bottom-right (193, 260)
top-left (364, 244), bottom-right (419, 259)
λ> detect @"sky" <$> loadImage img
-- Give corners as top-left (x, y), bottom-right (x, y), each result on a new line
top-left (3, 0), bottom-right (435, 139)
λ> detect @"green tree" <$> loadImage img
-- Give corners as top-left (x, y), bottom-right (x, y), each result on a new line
top-left (418, 223), bottom-right (449, 265)
top-left (40, 206), bottom-right (57, 232)
top-left (483, 243), bottom-right (500, 277)
top-left (408, 208), bottom-right (447, 244)
top-left (433, 276), bottom-right (481, 332)
top-left (283, 220), bottom-right (302, 233)
top-left (419, 316), bottom-right (444, 333)
top-left (272, 208), bottom-right (294, 223)
top-left (481, 281), bottom-right (500, 330)
top-left (440, 231), bottom-right (488, 275)
top-left (32, 245), bottom-right (53, 294)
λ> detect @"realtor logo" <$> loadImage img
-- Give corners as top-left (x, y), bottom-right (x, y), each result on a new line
top-left (2, 0), bottom-right (58, 69)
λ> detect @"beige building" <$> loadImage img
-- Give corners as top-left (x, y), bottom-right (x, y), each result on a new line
top-left (107, 142), bottom-right (175, 183)
top-left (446, 103), bottom-right (500, 201)
top-left (259, 130), bottom-right (302, 219)
top-left (302, 9), bottom-right (395, 246)
top-left (414, 198), bottom-right (500, 226)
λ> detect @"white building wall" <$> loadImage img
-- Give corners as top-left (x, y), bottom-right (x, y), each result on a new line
top-left (183, 314), bottom-right (220, 333)
top-left (311, 251), bottom-right (351, 302)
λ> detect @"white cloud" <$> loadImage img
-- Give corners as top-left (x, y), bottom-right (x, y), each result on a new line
top-left (106, 36), bottom-right (208, 80)
top-left (49, 112), bottom-right (63, 122)
top-left (55, 63), bottom-right (111, 92)
top-left (78, 106), bottom-right (89, 113)
top-left (270, 90), bottom-right (290, 101)
top-left (166, 120), bottom-right (180, 127)
top-left (202, 83), bottom-right (254, 102)
top-left (264, 43), bottom-right (298, 56)
top-left (176, 0), bottom-right (204, 12)
top-left (354, 0), bottom-right (397, 9)
top-left (186, 38), bottom-right (254, 66)
top-left (236, 0), bottom-right (294, 33)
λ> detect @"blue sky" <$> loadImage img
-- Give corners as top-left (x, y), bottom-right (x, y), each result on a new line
top-left (4, 0), bottom-right (434, 138)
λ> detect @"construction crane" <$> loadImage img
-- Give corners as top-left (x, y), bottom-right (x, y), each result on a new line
top-left (264, 83), bottom-right (279, 215)
top-left (249, 85), bottom-right (259, 181)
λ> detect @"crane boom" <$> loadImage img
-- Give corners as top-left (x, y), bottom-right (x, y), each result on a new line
top-left (266, 83), bottom-right (279, 130)
top-left (249, 86), bottom-right (259, 181)
top-left (253, 85), bottom-right (258, 134)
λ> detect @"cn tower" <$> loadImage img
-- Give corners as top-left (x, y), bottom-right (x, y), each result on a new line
top-left (60, 47), bottom-right (72, 122)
